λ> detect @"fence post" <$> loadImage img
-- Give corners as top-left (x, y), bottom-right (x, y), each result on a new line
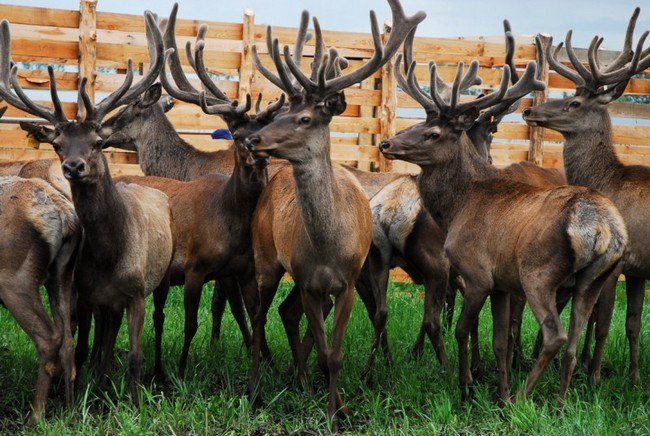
top-left (239, 8), bottom-right (255, 103)
top-left (357, 77), bottom-right (375, 171)
top-left (378, 20), bottom-right (396, 172)
top-left (528, 34), bottom-right (551, 166)
top-left (78, 0), bottom-right (97, 102)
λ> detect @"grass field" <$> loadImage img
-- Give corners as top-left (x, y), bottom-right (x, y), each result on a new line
top-left (0, 281), bottom-right (649, 434)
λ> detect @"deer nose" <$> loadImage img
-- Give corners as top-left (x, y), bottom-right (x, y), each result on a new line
top-left (522, 108), bottom-right (532, 118)
top-left (379, 140), bottom-right (391, 152)
top-left (245, 135), bottom-right (260, 151)
top-left (62, 159), bottom-right (86, 180)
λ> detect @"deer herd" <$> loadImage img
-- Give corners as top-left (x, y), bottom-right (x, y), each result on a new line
top-left (0, 0), bottom-right (647, 430)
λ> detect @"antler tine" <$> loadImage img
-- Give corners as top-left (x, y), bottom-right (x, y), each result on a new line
top-left (294, 10), bottom-right (311, 71)
top-left (451, 65), bottom-right (510, 114)
top-left (310, 16), bottom-right (327, 81)
top-left (323, 0), bottom-right (426, 96)
top-left (0, 20), bottom-right (68, 123)
top-left (564, 30), bottom-right (593, 84)
top-left (503, 20), bottom-right (519, 83)
top-left (92, 12), bottom-right (164, 121)
top-left (193, 29), bottom-right (231, 102)
top-left (199, 90), bottom-right (250, 116)
top-left (603, 7), bottom-right (639, 73)
top-left (78, 77), bottom-right (95, 120)
top-left (161, 49), bottom-right (203, 104)
top-left (429, 62), bottom-right (451, 113)
top-left (254, 93), bottom-right (263, 114)
top-left (588, 35), bottom-right (606, 83)
top-left (544, 38), bottom-right (586, 88)
top-left (161, 3), bottom-right (198, 94)
top-left (449, 62), bottom-right (464, 110)
top-left (397, 56), bottom-right (436, 112)
top-left (8, 64), bottom-right (67, 123)
top-left (597, 30), bottom-right (649, 85)
top-left (0, 106), bottom-right (6, 118)
top-left (256, 93), bottom-right (286, 120)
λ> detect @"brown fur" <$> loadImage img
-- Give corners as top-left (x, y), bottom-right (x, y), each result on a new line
top-left (0, 158), bottom-right (71, 199)
top-left (0, 176), bottom-right (79, 422)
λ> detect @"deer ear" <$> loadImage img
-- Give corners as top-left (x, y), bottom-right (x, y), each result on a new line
top-left (322, 92), bottom-right (347, 117)
top-left (19, 121), bottom-right (57, 144)
top-left (452, 109), bottom-right (479, 132)
top-left (596, 82), bottom-right (627, 105)
top-left (138, 83), bottom-right (163, 108)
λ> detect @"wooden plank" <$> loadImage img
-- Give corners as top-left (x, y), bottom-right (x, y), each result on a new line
top-left (528, 34), bottom-right (550, 165)
top-left (357, 77), bottom-right (376, 171)
top-left (238, 9), bottom-right (255, 103)
top-left (0, 4), bottom-right (79, 28)
top-left (378, 21), bottom-right (396, 172)
top-left (79, 0), bottom-right (97, 102)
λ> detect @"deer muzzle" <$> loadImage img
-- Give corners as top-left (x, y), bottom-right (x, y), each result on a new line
top-left (62, 158), bottom-right (87, 180)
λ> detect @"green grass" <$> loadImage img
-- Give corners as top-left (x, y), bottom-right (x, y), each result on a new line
top-left (0, 281), bottom-right (649, 434)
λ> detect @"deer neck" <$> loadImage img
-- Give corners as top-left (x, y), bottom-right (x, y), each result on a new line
top-left (291, 134), bottom-right (339, 248)
top-left (135, 109), bottom-right (217, 180)
top-left (70, 154), bottom-right (127, 265)
top-left (418, 133), bottom-right (497, 231)
top-left (222, 154), bottom-right (267, 216)
top-left (562, 112), bottom-right (622, 191)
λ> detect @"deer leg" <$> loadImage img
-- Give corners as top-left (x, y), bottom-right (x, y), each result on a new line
top-left (153, 273), bottom-right (170, 383)
top-left (279, 285), bottom-right (309, 385)
top-left (419, 265), bottom-right (451, 372)
top-left (238, 272), bottom-right (272, 362)
top-left (490, 290), bottom-right (511, 403)
top-left (625, 276), bottom-right (645, 386)
top-left (89, 311), bottom-right (106, 373)
top-left (587, 267), bottom-right (620, 386)
top-left (508, 294), bottom-right (527, 371)
top-left (96, 310), bottom-right (123, 388)
top-left (580, 312), bottom-right (596, 373)
top-left (522, 287), bottom-right (566, 398)
top-left (210, 280), bottom-right (227, 349)
top-left (248, 269), bottom-right (283, 397)
top-left (1, 283), bottom-right (60, 424)
top-left (559, 267), bottom-right (614, 401)
top-left (74, 298), bottom-right (92, 392)
top-left (178, 270), bottom-right (206, 379)
top-left (470, 318), bottom-right (483, 379)
top-left (226, 277), bottom-right (252, 351)
top-left (456, 283), bottom-right (489, 402)
top-left (298, 294), bottom-right (333, 367)
top-left (127, 295), bottom-right (146, 402)
top-left (445, 281), bottom-right (457, 331)
top-left (361, 248), bottom-right (390, 379)
top-left (530, 288), bottom-right (571, 362)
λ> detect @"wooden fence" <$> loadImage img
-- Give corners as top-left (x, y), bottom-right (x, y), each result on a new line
top-left (0, 1), bottom-right (649, 178)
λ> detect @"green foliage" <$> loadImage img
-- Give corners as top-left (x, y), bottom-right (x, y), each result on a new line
top-left (0, 282), bottom-right (648, 434)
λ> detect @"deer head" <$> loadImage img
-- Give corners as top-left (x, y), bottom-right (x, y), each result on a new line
top-left (5, 12), bottom-right (167, 183)
top-left (523, 8), bottom-right (649, 135)
top-left (244, 0), bottom-right (426, 163)
top-left (98, 83), bottom-right (175, 151)
top-left (379, 32), bottom-right (545, 167)
top-left (158, 3), bottom-right (286, 167)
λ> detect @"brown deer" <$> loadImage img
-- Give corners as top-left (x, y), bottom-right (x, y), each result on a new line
top-left (0, 158), bottom-right (71, 199)
top-left (244, 1), bottom-right (425, 427)
top-left (379, 44), bottom-right (627, 402)
top-left (113, 12), bottom-right (288, 376)
top-left (523, 7), bottom-right (650, 385)
top-left (0, 175), bottom-right (79, 422)
top-left (0, 13), bottom-right (175, 394)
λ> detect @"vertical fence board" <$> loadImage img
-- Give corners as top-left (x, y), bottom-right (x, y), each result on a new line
top-left (78, 0), bottom-right (97, 102)
top-left (239, 8), bottom-right (254, 103)
top-left (528, 34), bottom-right (551, 165)
top-left (378, 21), bottom-right (396, 172)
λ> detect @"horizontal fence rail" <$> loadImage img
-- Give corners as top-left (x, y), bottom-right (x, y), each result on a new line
top-left (0, 2), bottom-right (648, 178)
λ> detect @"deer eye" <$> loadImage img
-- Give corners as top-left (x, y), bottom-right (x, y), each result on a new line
top-left (298, 116), bottom-right (311, 126)
top-left (430, 132), bottom-right (440, 140)
top-left (52, 143), bottom-right (61, 152)
top-left (569, 100), bottom-right (581, 109)
top-left (95, 139), bottom-right (104, 149)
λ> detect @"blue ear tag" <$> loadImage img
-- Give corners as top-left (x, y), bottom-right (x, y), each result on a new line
top-left (211, 129), bottom-right (233, 140)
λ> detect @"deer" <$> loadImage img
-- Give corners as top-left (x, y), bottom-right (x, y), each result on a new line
top-left (112, 8), bottom-right (290, 376)
top-left (523, 7), bottom-right (650, 386)
top-left (378, 37), bottom-right (628, 403)
top-left (0, 13), bottom-right (175, 395)
top-left (243, 1), bottom-right (425, 428)
top-left (0, 173), bottom-right (79, 422)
